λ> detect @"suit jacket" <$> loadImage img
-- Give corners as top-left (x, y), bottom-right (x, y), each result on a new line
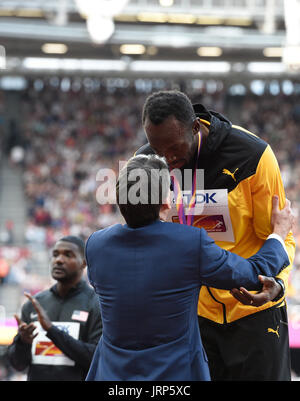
top-left (85, 220), bottom-right (288, 381)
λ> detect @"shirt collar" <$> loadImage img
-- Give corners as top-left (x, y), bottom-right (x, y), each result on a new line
top-left (50, 279), bottom-right (85, 298)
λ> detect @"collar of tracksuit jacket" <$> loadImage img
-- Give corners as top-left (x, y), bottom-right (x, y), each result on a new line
top-left (190, 103), bottom-right (267, 193)
top-left (193, 103), bottom-right (231, 155)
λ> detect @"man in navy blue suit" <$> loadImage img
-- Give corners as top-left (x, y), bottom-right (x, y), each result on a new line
top-left (85, 154), bottom-right (293, 381)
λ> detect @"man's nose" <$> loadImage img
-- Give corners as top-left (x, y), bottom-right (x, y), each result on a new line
top-left (55, 254), bottom-right (65, 263)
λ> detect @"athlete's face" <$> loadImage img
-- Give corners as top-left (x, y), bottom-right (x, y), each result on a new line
top-left (144, 115), bottom-right (199, 170)
top-left (50, 241), bottom-right (85, 284)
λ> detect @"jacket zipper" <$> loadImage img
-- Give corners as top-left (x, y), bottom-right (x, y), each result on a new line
top-left (206, 286), bottom-right (227, 324)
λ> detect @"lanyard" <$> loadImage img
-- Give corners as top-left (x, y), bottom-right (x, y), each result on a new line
top-left (172, 132), bottom-right (202, 226)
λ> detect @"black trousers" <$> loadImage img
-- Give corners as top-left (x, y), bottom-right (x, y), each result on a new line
top-left (198, 305), bottom-right (291, 381)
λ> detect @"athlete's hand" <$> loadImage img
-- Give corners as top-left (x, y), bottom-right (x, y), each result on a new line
top-left (271, 195), bottom-right (294, 240)
top-left (230, 275), bottom-right (282, 307)
top-left (24, 292), bottom-right (52, 332)
top-left (14, 314), bottom-right (37, 345)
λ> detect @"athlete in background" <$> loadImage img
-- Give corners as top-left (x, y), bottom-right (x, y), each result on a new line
top-left (7, 236), bottom-right (102, 381)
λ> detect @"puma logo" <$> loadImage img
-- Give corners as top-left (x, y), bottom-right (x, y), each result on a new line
top-left (222, 168), bottom-right (239, 181)
top-left (267, 326), bottom-right (280, 338)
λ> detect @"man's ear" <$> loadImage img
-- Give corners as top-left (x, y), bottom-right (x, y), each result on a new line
top-left (161, 191), bottom-right (171, 209)
top-left (165, 195), bottom-right (171, 210)
top-left (192, 118), bottom-right (201, 136)
top-left (160, 202), bottom-right (171, 213)
top-left (159, 195), bottom-right (171, 221)
top-left (81, 258), bottom-right (87, 270)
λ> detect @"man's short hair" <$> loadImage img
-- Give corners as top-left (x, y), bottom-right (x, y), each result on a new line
top-left (58, 236), bottom-right (85, 257)
top-left (142, 90), bottom-right (196, 127)
top-left (116, 155), bottom-right (170, 228)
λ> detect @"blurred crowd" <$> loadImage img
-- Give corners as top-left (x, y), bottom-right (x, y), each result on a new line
top-left (0, 78), bottom-right (300, 379)
top-left (20, 83), bottom-right (148, 246)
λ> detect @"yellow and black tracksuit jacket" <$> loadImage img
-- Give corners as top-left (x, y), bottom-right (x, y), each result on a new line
top-left (136, 103), bottom-right (295, 325)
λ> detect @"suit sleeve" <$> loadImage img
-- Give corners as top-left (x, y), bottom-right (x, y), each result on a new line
top-left (249, 145), bottom-right (295, 295)
top-left (198, 229), bottom-right (289, 290)
top-left (85, 233), bottom-right (96, 289)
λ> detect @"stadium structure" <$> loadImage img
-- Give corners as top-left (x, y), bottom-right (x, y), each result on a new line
top-left (0, 0), bottom-right (299, 381)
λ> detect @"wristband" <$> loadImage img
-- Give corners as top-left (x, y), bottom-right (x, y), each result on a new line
top-left (272, 278), bottom-right (285, 302)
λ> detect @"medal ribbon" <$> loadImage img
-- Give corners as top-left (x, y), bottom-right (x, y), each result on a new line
top-left (172, 132), bottom-right (202, 226)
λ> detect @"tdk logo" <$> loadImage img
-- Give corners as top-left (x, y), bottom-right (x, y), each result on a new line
top-left (172, 191), bottom-right (217, 205)
top-left (196, 192), bottom-right (217, 204)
